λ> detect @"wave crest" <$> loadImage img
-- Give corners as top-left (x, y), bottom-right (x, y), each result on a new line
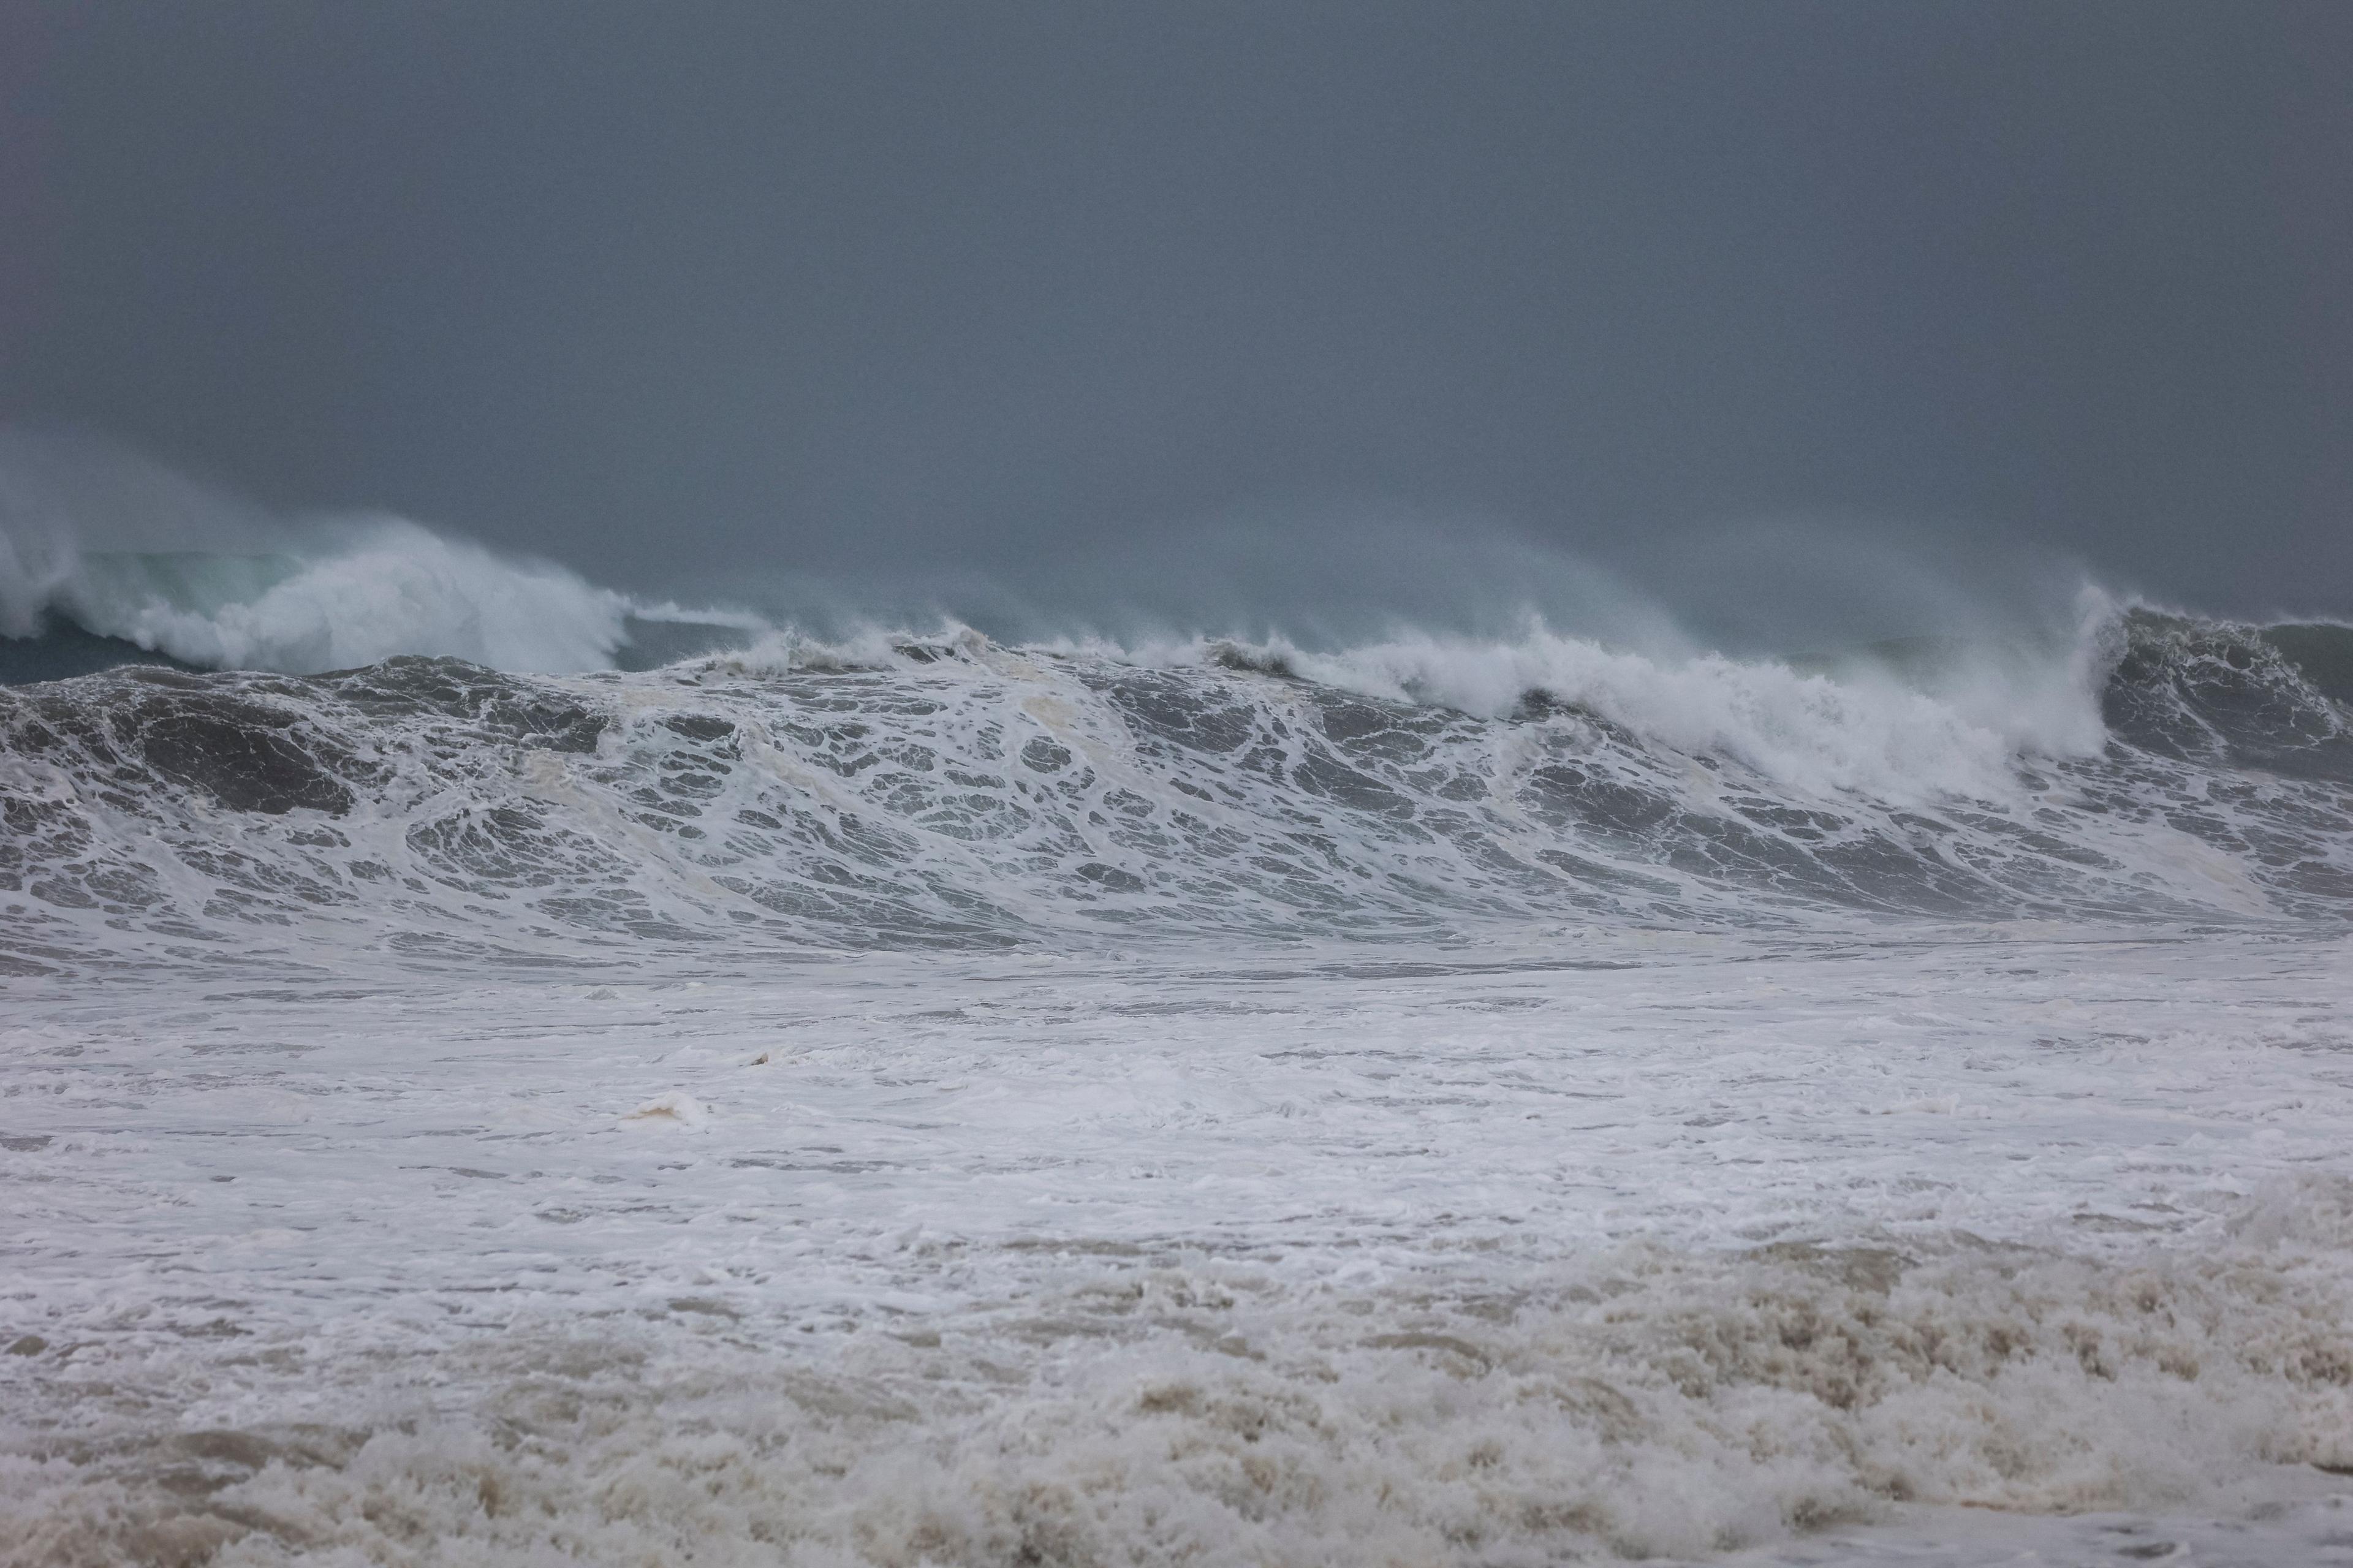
top-left (0, 433), bottom-right (645, 675)
top-left (59, 519), bottom-right (633, 674)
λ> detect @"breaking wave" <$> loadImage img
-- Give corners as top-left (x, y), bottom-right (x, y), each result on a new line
top-left (4, 598), bottom-right (2351, 974)
top-left (0, 431), bottom-right (749, 680)
top-left (2, 515), bottom-right (645, 676)
top-left (4, 432), bottom-right (2351, 963)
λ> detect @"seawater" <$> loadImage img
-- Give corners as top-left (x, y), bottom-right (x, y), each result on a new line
top-left (3, 535), bottom-right (2352, 1562)
top-left (5, 934), bottom-right (2352, 1564)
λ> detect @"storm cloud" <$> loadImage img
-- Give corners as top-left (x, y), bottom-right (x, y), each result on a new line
top-left (2, 1), bottom-right (2347, 631)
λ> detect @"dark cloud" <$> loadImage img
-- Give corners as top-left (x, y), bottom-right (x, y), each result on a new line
top-left (2, 1), bottom-right (2347, 623)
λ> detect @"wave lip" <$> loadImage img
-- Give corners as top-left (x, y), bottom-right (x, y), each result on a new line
top-left (52, 520), bottom-right (635, 674)
top-left (0, 431), bottom-right (768, 678)
top-left (0, 517), bottom-right (776, 681)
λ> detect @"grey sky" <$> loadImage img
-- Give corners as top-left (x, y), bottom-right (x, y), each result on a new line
top-left (2, 1), bottom-right (2347, 633)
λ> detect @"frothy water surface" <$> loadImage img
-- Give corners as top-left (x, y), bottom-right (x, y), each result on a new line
top-left (6, 930), bottom-right (2353, 1564)
top-left (6, 581), bottom-right (2353, 1562)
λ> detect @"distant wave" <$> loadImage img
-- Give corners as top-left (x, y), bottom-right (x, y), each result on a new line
top-left (0, 515), bottom-right (777, 681)
top-left (6, 521), bottom-right (638, 671)
top-left (0, 430), bottom-right (755, 680)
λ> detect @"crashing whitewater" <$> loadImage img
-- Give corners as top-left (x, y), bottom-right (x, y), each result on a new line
top-left (4, 504), bottom-right (2353, 1564)
top-left (2, 596), bottom-right (2351, 969)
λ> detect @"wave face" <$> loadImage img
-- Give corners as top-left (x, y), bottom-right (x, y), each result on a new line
top-left (3, 608), bottom-right (2349, 972)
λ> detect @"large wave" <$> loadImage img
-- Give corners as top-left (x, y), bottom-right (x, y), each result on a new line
top-left (3, 602), bottom-right (2349, 975)
top-left (6, 433), bottom-right (2350, 962)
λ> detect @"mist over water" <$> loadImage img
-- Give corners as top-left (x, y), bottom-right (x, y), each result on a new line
top-left (0, 429), bottom-right (2144, 675)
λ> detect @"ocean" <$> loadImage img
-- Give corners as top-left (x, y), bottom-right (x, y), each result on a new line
top-left (4, 527), bottom-right (2352, 1564)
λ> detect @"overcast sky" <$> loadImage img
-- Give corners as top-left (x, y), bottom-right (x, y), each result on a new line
top-left (2, 1), bottom-right (2347, 632)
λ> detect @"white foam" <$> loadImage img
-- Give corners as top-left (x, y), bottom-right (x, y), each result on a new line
top-left (1204, 610), bottom-right (2113, 805)
top-left (10, 596), bottom-right (2351, 987)
top-left (12, 1232), bottom-right (2351, 1566)
top-left (692, 597), bottom-right (2120, 815)
top-left (3, 934), bottom-right (2350, 1564)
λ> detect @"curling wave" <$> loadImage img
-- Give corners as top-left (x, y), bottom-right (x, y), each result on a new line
top-left (0, 432), bottom-right (753, 681)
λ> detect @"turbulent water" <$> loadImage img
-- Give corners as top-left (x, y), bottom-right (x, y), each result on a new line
top-left (6, 530), bottom-right (2353, 1564)
top-left (2, 606), bottom-right (2351, 974)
